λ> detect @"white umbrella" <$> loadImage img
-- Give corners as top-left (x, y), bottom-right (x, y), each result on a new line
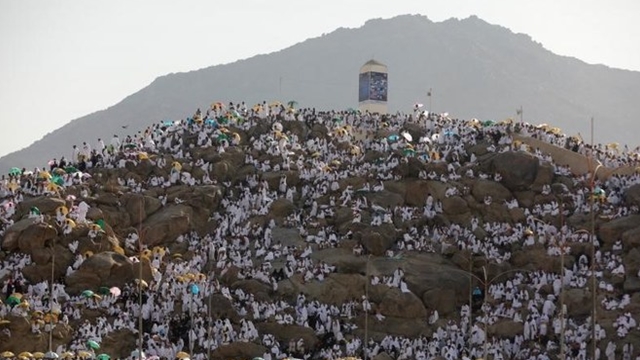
top-left (401, 132), bottom-right (413, 142)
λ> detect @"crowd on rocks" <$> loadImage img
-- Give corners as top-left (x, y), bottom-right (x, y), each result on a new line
top-left (1, 101), bottom-right (640, 360)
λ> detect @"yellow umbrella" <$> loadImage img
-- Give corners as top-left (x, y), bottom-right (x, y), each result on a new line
top-left (349, 145), bottom-right (361, 156)
top-left (10, 293), bottom-right (23, 300)
top-left (61, 352), bottom-right (74, 359)
top-left (141, 249), bottom-right (152, 259)
top-left (32, 352), bottom-right (45, 359)
top-left (64, 218), bottom-right (76, 229)
top-left (83, 250), bottom-right (94, 258)
top-left (172, 162), bottom-right (182, 171)
top-left (38, 171), bottom-right (52, 180)
top-left (231, 133), bottom-right (241, 142)
top-left (18, 352), bottom-right (33, 358)
top-left (56, 205), bottom-right (69, 216)
top-left (196, 273), bottom-right (207, 282)
top-left (1, 352), bottom-right (15, 358)
top-left (18, 301), bottom-right (30, 309)
top-left (138, 152), bottom-right (149, 160)
top-left (0, 319), bottom-right (11, 325)
top-left (152, 247), bottom-right (166, 256)
top-left (135, 279), bottom-right (148, 288)
top-left (77, 351), bottom-right (93, 358)
top-left (176, 351), bottom-right (190, 359)
top-left (172, 253), bottom-right (182, 258)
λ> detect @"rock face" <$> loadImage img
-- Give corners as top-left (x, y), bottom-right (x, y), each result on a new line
top-left (624, 184), bottom-right (640, 207)
top-left (486, 151), bottom-right (540, 191)
top-left (65, 252), bottom-right (151, 294)
top-left (599, 215), bottom-right (640, 246)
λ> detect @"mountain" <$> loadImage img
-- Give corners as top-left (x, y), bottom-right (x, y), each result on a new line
top-left (3, 14), bottom-right (640, 171)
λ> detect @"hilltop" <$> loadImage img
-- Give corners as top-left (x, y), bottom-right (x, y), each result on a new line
top-left (0, 104), bottom-right (640, 359)
top-left (2, 14), bottom-right (640, 172)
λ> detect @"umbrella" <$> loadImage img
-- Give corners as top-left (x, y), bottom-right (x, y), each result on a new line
top-left (32, 352), bottom-right (45, 359)
top-left (6, 295), bottom-right (21, 306)
top-left (135, 279), bottom-right (148, 288)
top-left (95, 219), bottom-right (106, 230)
top-left (109, 287), bottom-right (121, 297)
top-left (0, 319), bottom-right (10, 325)
top-left (61, 352), bottom-right (74, 359)
top-left (76, 351), bottom-right (92, 359)
top-left (287, 100), bottom-right (298, 108)
top-left (124, 144), bottom-right (137, 150)
top-left (81, 290), bottom-right (95, 298)
top-left (401, 132), bottom-right (413, 142)
top-left (482, 120), bottom-right (495, 127)
top-left (19, 352), bottom-right (34, 359)
top-left (64, 166), bottom-right (78, 174)
top-left (190, 284), bottom-right (200, 295)
top-left (44, 351), bottom-right (59, 359)
top-left (387, 134), bottom-right (399, 142)
top-left (8, 167), bottom-right (21, 176)
top-left (1, 352), bottom-right (15, 358)
top-left (96, 355), bottom-right (110, 360)
top-left (98, 287), bottom-right (110, 295)
top-left (86, 340), bottom-right (100, 350)
top-left (176, 352), bottom-right (190, 359)
top-left (51, 176), bottom-right (64, 186)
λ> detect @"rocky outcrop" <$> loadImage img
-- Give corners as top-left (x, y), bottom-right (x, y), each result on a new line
top-left (65, 252), bottom-right (152, 294)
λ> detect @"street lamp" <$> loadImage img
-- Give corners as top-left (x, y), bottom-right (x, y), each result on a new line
top-left (48, 237), bottom-right (56, 355)
top-left (363, 254), bottom-right (371, 360)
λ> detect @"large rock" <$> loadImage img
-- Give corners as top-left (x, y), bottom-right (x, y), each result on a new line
top-left (142, 204), bottom-right (193, 247)
top-left (209, 342), bottom-right (267, 360)
top-left (489, 320), bottom-right (524, 338)
top-left (1, 219), bottom-right (58, 254)
top-left (598, 215), bottom-right (640, 247)
top-left (65, 252), bottom-right (152, 294)
top-left (377, 287), bottom-right (427, 319)
top-left (123, 193), bottom-right (162, 223)
top-left (488, 151), bottom-right (540, 191)
top-left (471, 179), bottom-right (513, 203)
top-left (564, 288), bottom-right (592, 317)
top-left (361, 223), bottom-right (397, 256)
top-left (16, 197), bottom-right (66, 218)
top-left (624, 184), bottom-right (640, 207)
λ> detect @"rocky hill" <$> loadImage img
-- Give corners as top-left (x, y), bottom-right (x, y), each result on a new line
top-left (3, 14), bottom-right (640, 172)
top-left (1, 106), bottom-right (640, 360)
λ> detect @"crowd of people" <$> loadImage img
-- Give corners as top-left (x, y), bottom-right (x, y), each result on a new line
top-left (0, 101), bottom-right (639, 360)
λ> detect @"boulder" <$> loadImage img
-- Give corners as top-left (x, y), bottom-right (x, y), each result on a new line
top-left (142, 205), bottom-right (193, 247)
top-left (123, 193), bottom-right (162, 223)
top-left (366, 190), bottom-right (405, 209)
top-left (17, 197), bottom-right (66, 218)
top-left (1, 219), bottom-right (58, 254)
top-left (269, 198), bottom-right (295, 219)
top-left (361, 223), bottom-right (397, 256)
top-left (65, 252), bottom-right (152, 294)
top-left (598, 215), bottom-right (640, 247)
top-left (471, 180), bottom-right (513, 203)
top-left (489, 320), bottom-right (524, 338)
top-left (624, 184), bottom-right (640, 207)
top-left (378, 287), bottom-right (427, 319)
top-left (209, 342), bottom-right (267, 360)
top-left (564, 288), bottom-right (592, 317)
top-left (489, 151), bottom-right (539, 191)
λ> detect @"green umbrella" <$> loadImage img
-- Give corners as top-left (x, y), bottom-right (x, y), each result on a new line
top-left (64, 166), bottom-right (78, 174)
top-left (96, 354), bottom-right (110, 360)
top-left (9, 167), bottom-right (22, 176)
top-left (482, 120), bottom-right (495, 127)
top-left (30, 206), bottom-right (41, 215)
top-left (217, 133), bottom-right (230, 142)
top-left (98, 286), bottom-right (110, 295)
top-left (96, 219), bottom-right (106, 230)
top-left (6, 295), bottom-right (20, 306)
top-left (124, 144), bottom-right (137, 150)
top-left (81, 290), bottom-right (95, 298)
top-left (86, 340), bottom-right (100, 350)
top-left (287, 100), bottom-right (298, 108)
top-left (403, 148), bottom-right (416, 157)
top-left (52, 176), bottom-right (64, 186)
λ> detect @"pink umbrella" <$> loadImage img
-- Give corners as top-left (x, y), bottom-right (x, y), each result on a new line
top-left (109, 287), bottom-right (121, 297)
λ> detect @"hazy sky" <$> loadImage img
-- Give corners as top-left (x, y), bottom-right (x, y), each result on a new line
top-left (1, 0), bottom-right (639, 158)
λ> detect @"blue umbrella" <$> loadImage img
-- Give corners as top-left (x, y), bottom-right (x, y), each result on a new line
top-left (190, 284), bottom-right (200, 295)
top-left (387, 134), bottom-right (399, 142)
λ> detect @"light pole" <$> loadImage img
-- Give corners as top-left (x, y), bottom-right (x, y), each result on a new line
top-left (588, 116), bottom-right (603, 360)
top-left (48, 238), bottom-right (55, 354)
top-left (363, 254), bottom-right (371, 360)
